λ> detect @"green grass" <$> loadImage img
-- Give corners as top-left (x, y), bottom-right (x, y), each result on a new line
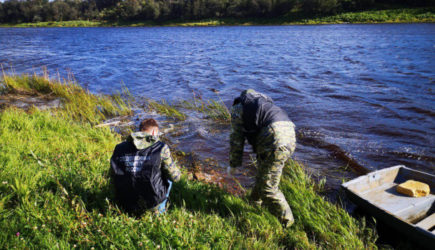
top-left (0, 73), bottom-right (132, 124)
top-left (146, 96), bottom-right (230, 123)
top-left (147, 99), bottom-right (187, 121)
top-left (0, 74), bottom-right (378, 248)
top-left (180, 97), bottom-right (231, 124)
top-left (1, 7), bottom-right (433, 28)
top-left (0, 107), bottom-right (377, 249)
top-left (0, 20), bottom-right (104, 28)
top-left (297, 7), bottom-right (435, 24)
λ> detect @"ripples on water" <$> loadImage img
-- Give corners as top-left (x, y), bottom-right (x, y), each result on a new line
top-left (1, 24), bottom-right (434, 190)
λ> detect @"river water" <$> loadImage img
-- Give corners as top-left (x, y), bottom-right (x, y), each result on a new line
top-left (1, 24), bottom-right (434, 192)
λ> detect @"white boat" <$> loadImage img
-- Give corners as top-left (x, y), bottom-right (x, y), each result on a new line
top-left (342, 165), bottom-right (434, 246)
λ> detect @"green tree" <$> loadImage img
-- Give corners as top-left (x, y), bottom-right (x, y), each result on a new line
top-left (272, 0), bottom-right (297, 15)
top-left (82, 0), bottom-right (99, 20)
top-left (340, 0), bottom-right (374, 11)
top-left (122, 0), bottom-right (141, 19)
top-left (139, 0), bottom-right (160, 20)
top-left (0, 3), bottom-right (4, 22)
top-left (302, 0), bottom-right (340, 14)
top-left (226, 0), bottom-right (246, 17)
top-left (205, 0), bottom-right (228, 18)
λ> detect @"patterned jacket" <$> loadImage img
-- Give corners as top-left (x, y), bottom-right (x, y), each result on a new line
top-left (230, 90), bottom-right (296, 168)
top-left (111, 131), bottom-right (181, 182)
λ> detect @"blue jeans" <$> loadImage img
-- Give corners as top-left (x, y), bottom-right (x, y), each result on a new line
top-left (156, 180), bottom-right (172, 214)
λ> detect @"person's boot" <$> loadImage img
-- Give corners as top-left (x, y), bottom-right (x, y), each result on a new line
top-left (281, 208), bottom-right (295, 228)
top-left (252, 199), bottom-right (263, 208)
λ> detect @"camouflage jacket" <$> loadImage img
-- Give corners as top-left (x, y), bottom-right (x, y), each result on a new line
top-left (119, 131), bottom-right (181, 182)
top-left (229, 103), bottom-right (296, 168)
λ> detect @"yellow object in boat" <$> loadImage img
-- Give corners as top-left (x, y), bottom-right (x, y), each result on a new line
top-left (396, 180), bottom-right (430, 197)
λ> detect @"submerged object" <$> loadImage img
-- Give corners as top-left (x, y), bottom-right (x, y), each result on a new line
top-left (342, 165), bottom-right (434, 247)
top-left (397, 180), bottom-right (430, 198)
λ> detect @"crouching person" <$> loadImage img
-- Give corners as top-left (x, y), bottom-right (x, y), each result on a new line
top-left (229, 89), bottom-right (296, 228)
top-left (110, 118), bottom-right (181, 214)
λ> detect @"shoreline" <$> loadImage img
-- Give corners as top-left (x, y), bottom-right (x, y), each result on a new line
top-left (0, 73), bottom-right (380, 248)
top-left (1, 7), bottom-right (434, 28)
top-left (2, 20), bottom-right (434, 28)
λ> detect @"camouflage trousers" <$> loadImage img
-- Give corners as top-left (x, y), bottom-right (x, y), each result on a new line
top-left (251, 146), bottom-right (294, 227)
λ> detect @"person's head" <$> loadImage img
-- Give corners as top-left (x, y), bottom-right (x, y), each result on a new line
top-left (139, 118), bottom-right (159, 136)
top-left (233, 89), bottom-right (272, 106)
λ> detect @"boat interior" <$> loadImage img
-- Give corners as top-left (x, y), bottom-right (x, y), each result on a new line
top-left (343, 166), bottom-right (435, 233)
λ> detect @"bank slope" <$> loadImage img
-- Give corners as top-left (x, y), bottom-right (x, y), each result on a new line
top-left (0, 74), bottom-right (377, 248)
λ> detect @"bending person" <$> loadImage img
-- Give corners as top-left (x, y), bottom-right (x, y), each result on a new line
top-left (229, 89), bottom-right (296, 227)
top-left (110, 118), bottom-right (181, 214)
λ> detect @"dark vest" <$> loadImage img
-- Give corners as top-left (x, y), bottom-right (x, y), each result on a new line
top-left (112, 141), bottom-right (168, 211)
top-left (234, 92), bottom-right (290, 145)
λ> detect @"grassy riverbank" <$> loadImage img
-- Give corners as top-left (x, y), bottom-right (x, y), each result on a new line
top-left (1, 7), bottom-right (433, 28)
top-left (0, 74), bottom-right (378, 248)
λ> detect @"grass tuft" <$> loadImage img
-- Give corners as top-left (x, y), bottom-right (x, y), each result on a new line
top-left (146, 99), bottom-right (186, 121)
top-left (146, 96), bottom-right (230, 123)
top-left (180, 96), bottom-right (231, 124)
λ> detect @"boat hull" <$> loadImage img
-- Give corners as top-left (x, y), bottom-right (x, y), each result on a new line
top-left (342, 165), bottom-right (435, 247)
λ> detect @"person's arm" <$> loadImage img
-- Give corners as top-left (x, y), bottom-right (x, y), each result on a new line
top-left (161, 144), bottom-right (181, 182)
top-left (110, 144), bottom-right (124, 176)
top-left (229, 103), bottom-right (245, 168)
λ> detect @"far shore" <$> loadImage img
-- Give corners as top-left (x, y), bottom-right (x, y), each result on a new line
top-left (1, 7), bottom-right (434, 28)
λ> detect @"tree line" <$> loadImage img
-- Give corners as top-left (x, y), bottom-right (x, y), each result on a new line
top-left (0, 0), bottom-right (433, 23)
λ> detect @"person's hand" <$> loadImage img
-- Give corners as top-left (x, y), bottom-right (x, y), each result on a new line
top-left (226, 166), bottom-right (237, 177)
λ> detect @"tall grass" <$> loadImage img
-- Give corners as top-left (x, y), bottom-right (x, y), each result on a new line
top-left (180, 96), bottom-right (231, 124)
top-left (146, 97), bottom-right (230, 123)
top-left (0, 72), bottom-right (132, 124)
top-left (146, 99), bottom-right (187, 121)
